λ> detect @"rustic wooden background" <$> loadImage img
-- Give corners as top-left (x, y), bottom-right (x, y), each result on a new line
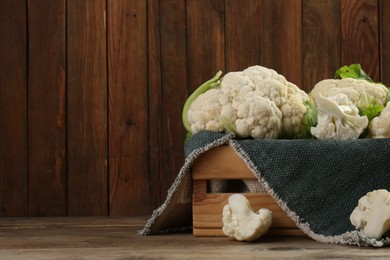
top-left (1, 0), bottom-right (389, 217)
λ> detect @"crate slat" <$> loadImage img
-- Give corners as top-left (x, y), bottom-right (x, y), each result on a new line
top-left (192, 145), bottom-right (305, 237)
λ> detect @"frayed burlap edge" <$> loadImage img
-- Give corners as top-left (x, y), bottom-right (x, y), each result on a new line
top-left (228, 139), bottom-right (390, 247)
top-left (138, 133), bottom-right (234, 236)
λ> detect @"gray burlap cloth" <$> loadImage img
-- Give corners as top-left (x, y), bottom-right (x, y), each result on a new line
top-left (140, 131), bottom-right (390, 247)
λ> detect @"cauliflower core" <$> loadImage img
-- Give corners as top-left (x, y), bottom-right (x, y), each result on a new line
top-left (222, 194), bottom-right (272, 241)
top-left (350, 189), bottom-right (390, 240)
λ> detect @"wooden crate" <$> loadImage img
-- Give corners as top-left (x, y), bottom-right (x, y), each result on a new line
top-left (192, 145), bottom-right (305, 237)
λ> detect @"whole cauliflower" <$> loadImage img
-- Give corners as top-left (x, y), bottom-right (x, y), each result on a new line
top-left (369, 101), bottom-right (390, 138)
top-left (310, 78), bottom-right (388, 109)
top-left (183, 65), bottom-right (315, 139)
top-left (309, 78), bottom-right (388, 139)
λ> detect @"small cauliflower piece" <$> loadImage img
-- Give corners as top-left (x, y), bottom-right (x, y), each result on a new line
top-left (235, 94), bottom-right (282, 139)
top-left (310, 93), bottom-right (368, 139)
top-left (350, 189), bottom-right (390, 240)
top-left (222, 194), bottom-right (272, 241)
top-left (369, 101), bottom-right (390, 138)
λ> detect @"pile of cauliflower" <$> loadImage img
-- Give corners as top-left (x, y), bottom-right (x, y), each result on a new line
top-left (182, 64), bottom-right (390, 140)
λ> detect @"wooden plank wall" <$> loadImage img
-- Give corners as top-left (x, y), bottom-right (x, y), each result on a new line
top-left (0, 0), bottom-right (389, 217)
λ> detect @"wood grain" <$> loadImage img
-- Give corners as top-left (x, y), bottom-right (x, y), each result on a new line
top-left (108, 0), bottom-right (149, 216)
top-left (0, 1), bottom-right (389, 217)
top-left (192, 146), bottom-right (255, 180)
top-left (302, 0), bottom-right (340, 92)
top-left (380, 0), bottom-right (390, 86)
top-left (67, 0), bottom-right (108, 216)
top-left (27, 0), bottom-right (67, 216)
top-left (225, 0), bottom-right (263, 72)
top-left (186, 0), bottom-right (225, 91)
top-left (341, 0), bottom-right (380, 81)
top-left (263, 0), bottom-right (302, 87)
top-left (0, 0), bottom-right (27, 217)
top-left (158, 0), bottom-right (188, 205)
top-left (147, 0), bottom-right (163, 210)
top-left (2, 217), bottom-right (389, 259)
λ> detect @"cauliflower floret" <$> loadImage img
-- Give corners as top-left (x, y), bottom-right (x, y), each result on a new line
top-left (222, 194), bottom-right (272, 241)
top-left (220, 71), bottom-right (254, 99)
top-left (281, 94), bottom-right (308, 136)
top-left (187, 88), bottom-right (224, 133)
top-left (310, 93), bottom-right (368, 139)
top-left (253, 78), bottom-right (288, 107)
top-left (369, 101), bottom-right (390, 138)
top-left (235, 94), bottom-right (282, 139)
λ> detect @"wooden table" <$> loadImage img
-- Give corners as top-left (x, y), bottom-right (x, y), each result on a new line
top-left (0, 217), bottom-right (388, 259)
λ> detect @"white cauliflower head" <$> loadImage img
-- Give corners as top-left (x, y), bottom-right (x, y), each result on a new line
top-left (310, 93), bottom-right (368, 139)
top-left (184, 65), bottom-right (314, 139)
top-left (310, 78), bottom-right (388, 108)
top-left (369, 101), bottom-right (390, 138)
top-left (222, 194), bottom-right (272, 241)
top-left (350, 189), bottom-right (390, 240)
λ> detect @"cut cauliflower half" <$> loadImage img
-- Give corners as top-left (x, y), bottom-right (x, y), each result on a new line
top-left (350, 189), bottom-right (390, 240)
top-left (369, 101), bottom-right (390, 138)
top-left (222, 194), bottom-right (272, 241)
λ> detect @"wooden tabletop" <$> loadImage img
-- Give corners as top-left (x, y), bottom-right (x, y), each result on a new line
top-left (0, 217), bottom-right (388, 259)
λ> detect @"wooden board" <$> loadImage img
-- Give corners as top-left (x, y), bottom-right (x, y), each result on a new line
top-left (27, 0), bottom-right (67, 216)
top-left (341, 0), bottom-right (380, 81)
top-left (108, 0), bottom-right (149, 216)
top-left (193, 146), bottom-right (254, 180)
top-left (302, 0), bottom-right (340, 90)
top-left (1, 217), bottom-right (390, 259)
top-left (225, 0), bottom-right (263, 72)
top-left (67, 0), bottom-right (108, 216)
top-left (0, 0), bottom-right (27, 217)
top-left (158, 0), bottom-right (188, 206)
top-left (192, 146), bottom-right (304, 237)
top-left (381, 0), bottom-right (390, 86)
top-left (263, 0), bottom-right (302, 88)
